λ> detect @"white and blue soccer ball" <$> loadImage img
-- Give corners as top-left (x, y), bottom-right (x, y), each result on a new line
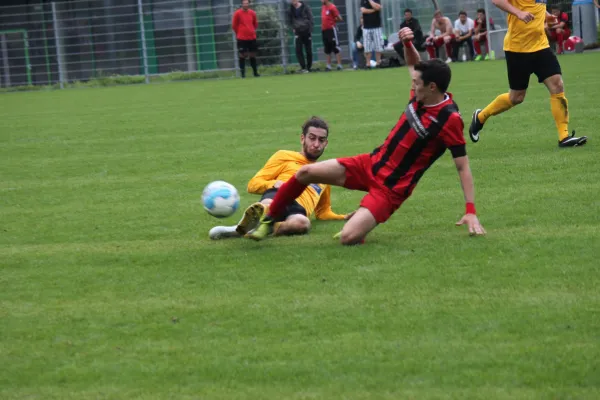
top-left (202, 180), bottom-right (240, 218)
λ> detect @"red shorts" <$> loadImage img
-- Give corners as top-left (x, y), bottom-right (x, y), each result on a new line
top-left (337, 154), bottom-right (407, 224)
top-left (550, 29), bottom-right (570, 40)
top-left (474, 34), bottom-right (487, 43)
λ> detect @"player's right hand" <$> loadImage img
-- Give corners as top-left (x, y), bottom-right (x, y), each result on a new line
top-left (518, 11), bottom-right (535, 23)
top-left (399, 27), bottom-right (414, 42)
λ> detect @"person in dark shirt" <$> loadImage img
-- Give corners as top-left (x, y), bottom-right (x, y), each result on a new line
top-left (288, 0), bottom-right (314, 72)
top-left (393, 9), bottom-right (424, 61)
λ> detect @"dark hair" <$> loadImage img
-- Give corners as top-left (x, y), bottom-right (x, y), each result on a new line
top-left (414, 59), bottom-right (452, 93)
top-left (459, 10), bottom-right (467, 16)
top-left (551, 5), bottom-right (560, 10)
top-left (404, 8), bottom-right (412, 14)
top-left (477, 8), bottom-right (485, 14)
top-left (302, 116), bottom-right (329, 136)
top-left (434, 10), bottom-right (442, 16)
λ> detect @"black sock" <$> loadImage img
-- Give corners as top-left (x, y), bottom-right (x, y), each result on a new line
top-left (250, 57), bottom-right (258, 75)
top-left (239, 58), bottom-right (246, 76)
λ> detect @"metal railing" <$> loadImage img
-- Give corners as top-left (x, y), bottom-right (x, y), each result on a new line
top-left (0, 0), bottom-right (590, 89)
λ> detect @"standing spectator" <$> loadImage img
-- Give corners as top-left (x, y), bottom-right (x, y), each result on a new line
top-left (473, 8), bottom-right (492, 61)
top-left (352, 17), bottom-right (365, 69)
top-left (452, 10), bottom-right (475, 61)
top-left (393, 9), bottom-right (424, 62)
top-left (547, 5), bottom-right (570, 54)
top-left (288, 0), bottom-right (314, 73)
top-left (232, 0), bottom-right (259, 78)
top-left (321, 0), bottom-right (343, 71)
top-left (425, 10), bottom-right (455, 63)
top-left (360, 0), bottom-right (383, 67)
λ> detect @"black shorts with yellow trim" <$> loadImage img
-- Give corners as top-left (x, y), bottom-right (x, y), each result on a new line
top-left (505, 47), bottom-right (562, 91)
top-left (260, 188), bottom-right (307, 222)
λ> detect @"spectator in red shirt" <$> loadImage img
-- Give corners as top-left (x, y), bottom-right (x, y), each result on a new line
top-left (547, 6), bottom-right (570, 55)
top-left (232, 0), bottom-right (259, 78)
top-left (321, 0), bottom-right (343, 71)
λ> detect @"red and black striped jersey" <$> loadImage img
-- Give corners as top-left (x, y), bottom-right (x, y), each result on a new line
top-left (369, 90), bottom-right (465, 197)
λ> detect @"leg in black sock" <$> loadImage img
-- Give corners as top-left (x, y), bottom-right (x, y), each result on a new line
top-left (239, 57), bottom-right (246, 78)
top-left (249, 57), bottom-right (259, 76)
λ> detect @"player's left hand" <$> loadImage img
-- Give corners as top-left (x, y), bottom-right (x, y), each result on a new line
top-left (456, 214), bottom-right (486, 236)
top-left (399, 27), bottom-right (414, 42)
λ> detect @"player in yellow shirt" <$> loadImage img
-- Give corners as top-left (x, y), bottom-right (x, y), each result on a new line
top-left (209, 116), bottom-right (351, 239)
top-left (469, 0), bottom-right (587, 147)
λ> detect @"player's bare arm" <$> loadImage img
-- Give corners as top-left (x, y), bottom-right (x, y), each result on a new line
top-left (492, 0), bottom-right (534, 23)
top-left (429, 19), bottom-right (437, 38)
top-left (399, 27), bottom-right (419, 75)
top-left (453, 156), bottom-right (486, 236)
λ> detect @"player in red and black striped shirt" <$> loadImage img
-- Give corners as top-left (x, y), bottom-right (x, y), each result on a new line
top-left (248, 27), bottom-right (485, 245)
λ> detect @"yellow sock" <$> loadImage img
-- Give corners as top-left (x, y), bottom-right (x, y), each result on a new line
top-left (550, 92), bottom-right (569, 141)
top-left (478, 93), bottom-right (514, 124)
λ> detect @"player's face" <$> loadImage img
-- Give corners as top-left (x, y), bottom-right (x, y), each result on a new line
top-left (404, 11), bottom-right (412, 21)
top-left (411, 70), bottom-right (434, 103)
top-left (301, 127), bottom-right (328, 161)
top-left (434, 13), bottom-right (443, 22)
top-left (477, 12), bottom-right (484, 21)
top-left (292, 0), bottom-right (298, 5)
top-left (552, 9), bottom-right (560, 17)
top-left (242, 0), bottom-right (249, 10)
top-left (459, 14), bottom-right (467, 23)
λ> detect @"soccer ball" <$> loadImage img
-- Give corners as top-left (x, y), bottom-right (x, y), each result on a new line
top-left (202, 180), bottom-right (240, 218)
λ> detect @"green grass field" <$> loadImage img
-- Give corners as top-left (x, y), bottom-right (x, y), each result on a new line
top-left (1, 52), bottom-right (599, 399)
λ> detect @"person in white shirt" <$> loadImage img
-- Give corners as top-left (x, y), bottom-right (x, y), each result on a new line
top-left (452, 10), bottom-right (475, 61)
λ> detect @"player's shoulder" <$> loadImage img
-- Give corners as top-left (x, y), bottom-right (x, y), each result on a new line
top-left (272, 149), bottom-right (293, 157)
top-left (441, 95), bottom-right (463, 120)
top-left (272, 150), bottom-right (305, 162)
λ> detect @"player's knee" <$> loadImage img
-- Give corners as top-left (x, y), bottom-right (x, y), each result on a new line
top-left (552, 77), bottom-right (564, 93)
top-left (288, 217), bottom-right (311, 234)
top-left (510, 92), bottom-right (525, 105)
top-left (261, 199), bottom-right (273, 206)
top-left (339, 229), bottom-right (364, 246)
top-left (296, 165), bottom-right (315, 183)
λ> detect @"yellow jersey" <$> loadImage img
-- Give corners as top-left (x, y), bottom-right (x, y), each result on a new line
top-left (247, 150), bottom-right (345, 220)
top-left (503, 0), bottom-right (549, 53)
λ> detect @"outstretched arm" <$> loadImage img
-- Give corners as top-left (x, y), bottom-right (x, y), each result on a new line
top-left (399, 27), bottom-right (420, 76)
top-left (453, 155), bottom-right (486, 236)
